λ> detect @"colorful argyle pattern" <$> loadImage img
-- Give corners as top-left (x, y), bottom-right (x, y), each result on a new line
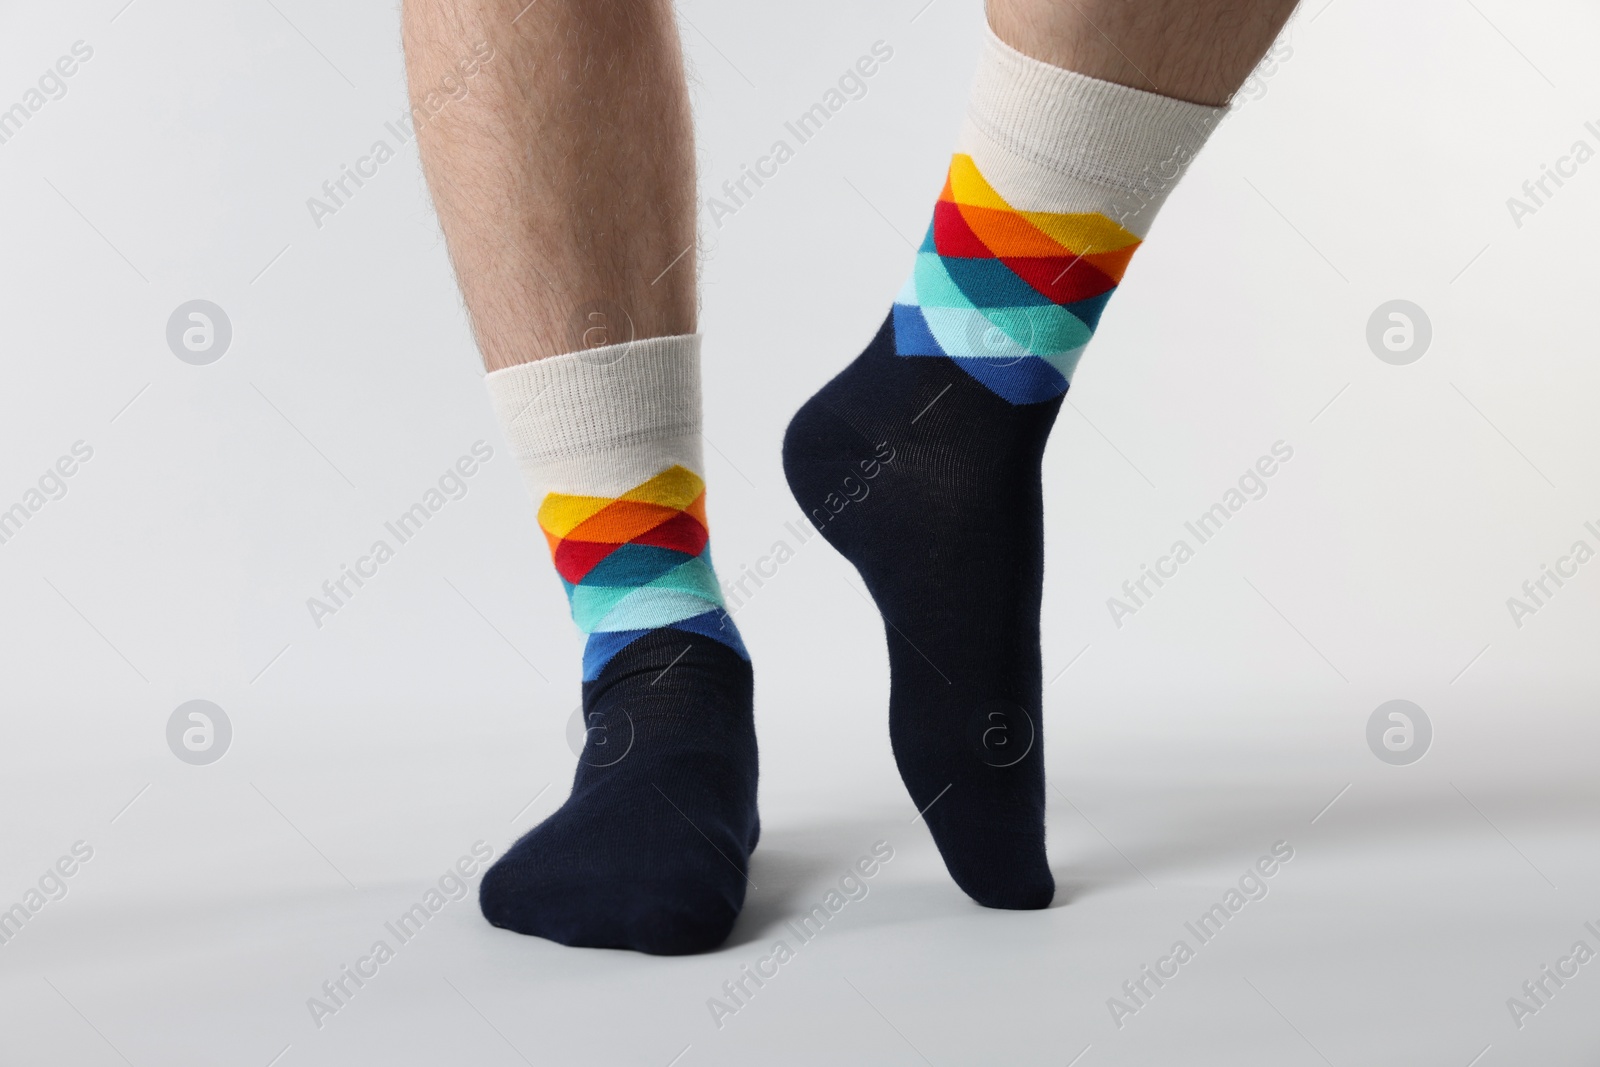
top-left (539, 464), bottom-right (746, 680)
top-left (892, 153), bottom-right (1143, 404)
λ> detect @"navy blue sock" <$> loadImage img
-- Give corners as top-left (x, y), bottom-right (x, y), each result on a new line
top-left (779, 39), bottom-right (1225, 902)
top-left (480, 336), bottom-right (760, 954)
top-left (784, 314), bottom-right (1057, 910)
top-left (479, 628), bottom-right (758, 954)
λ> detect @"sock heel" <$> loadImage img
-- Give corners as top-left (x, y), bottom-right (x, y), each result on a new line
top-left (781, 390), bottom-right (883, 557)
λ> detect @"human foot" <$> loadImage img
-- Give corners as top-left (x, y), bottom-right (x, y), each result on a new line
top-left (783, 30), bottom-right (1223, 908)
top-left (481, 337), bottom-right (759, 953)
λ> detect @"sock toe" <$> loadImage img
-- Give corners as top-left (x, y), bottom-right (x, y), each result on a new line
top-left (480, 632), bottom-right (758, 956)
top-left (481, 862), bottom-right (742, 955)
top-left (927, 820), bottom-right (1054, 910)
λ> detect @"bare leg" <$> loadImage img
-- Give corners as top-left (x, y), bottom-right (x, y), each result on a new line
top-left (782, 3), bottom-right (1301, 909)
top-left (403, 0), bottom-right (1307, 940)
top-left (988, 0), bottom-right (1301, 105)
top-left (401, 0), bottom-right (760, 957)
top-left (402, 0), bottom-right (695, 370)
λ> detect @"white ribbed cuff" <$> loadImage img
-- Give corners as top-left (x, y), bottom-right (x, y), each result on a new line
top-left (968, 26), bottom-right (1225, 192)
top-left (486, 334), bottom-right (705, 500)
top-left (486, 334), bottom-right (702, 462)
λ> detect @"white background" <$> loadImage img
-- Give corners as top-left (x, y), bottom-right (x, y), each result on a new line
top-left (2, 0), bottom-right (1598, 1063)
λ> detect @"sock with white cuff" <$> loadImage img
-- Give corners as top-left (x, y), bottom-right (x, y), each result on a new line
top-left (479, 334), bottom-right (758, 955)
top-left (784, 29), bottom-right (1223, 909)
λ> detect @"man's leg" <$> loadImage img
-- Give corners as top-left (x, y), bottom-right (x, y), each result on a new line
top-left (988, 0), bottom-right (1297, 105)
top-left (403, 0), bottom-right (757, 955)
top-left (403, 0), bottom-right (696, 368)
top-left (784, 0), bottom-right (1298, 909)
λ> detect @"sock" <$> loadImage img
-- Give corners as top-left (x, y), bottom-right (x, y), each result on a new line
top-left (784, 29), bottom-right (1222, 909)
top-left (480, 335), bottom-right (758, 955)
